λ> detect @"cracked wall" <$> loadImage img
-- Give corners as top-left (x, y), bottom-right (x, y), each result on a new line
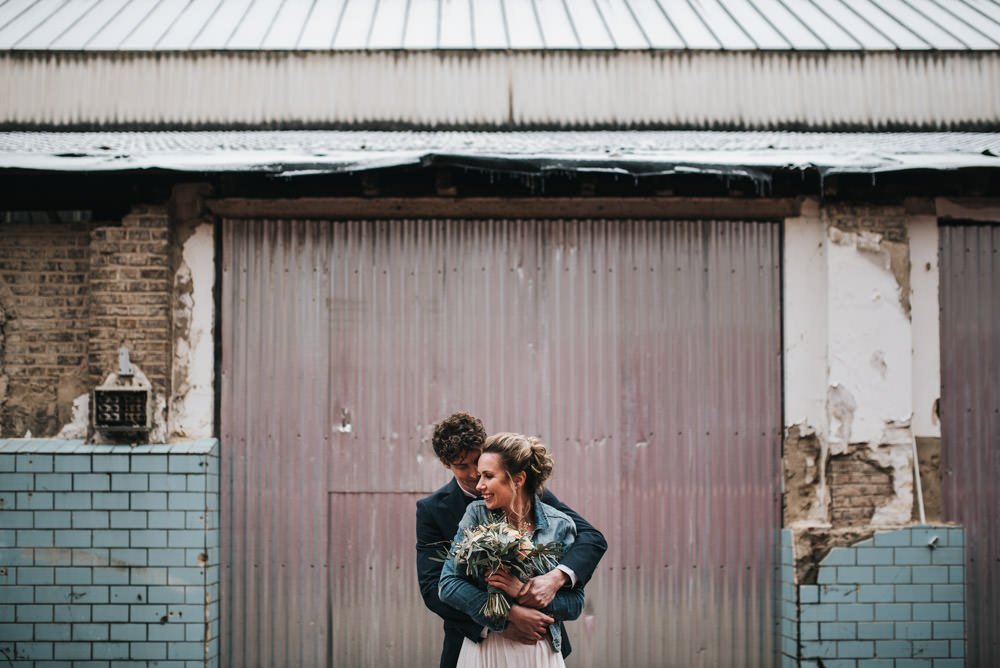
top-left (167, 185), bottom-right (215, 441)
top-left (0, 198), bottom-right (215, 442)
top-left (782, 201), bottom-right (944, 580)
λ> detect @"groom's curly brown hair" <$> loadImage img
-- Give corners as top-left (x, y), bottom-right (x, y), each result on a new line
top-left (432, 412), bottom-right (486, 465)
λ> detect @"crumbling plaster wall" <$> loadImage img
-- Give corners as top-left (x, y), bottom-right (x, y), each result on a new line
top-left (783, 199), bottom-right (942, 577)
top-left (167, 184), bottom-right (215, 441)
top-left (0, 193), bottom-right (215, 442)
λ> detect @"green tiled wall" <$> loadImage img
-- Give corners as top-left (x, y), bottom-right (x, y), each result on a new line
top-left (780, 526), bottom-right (965, 668)
top-left (0, 439), bottom-right (220, 668)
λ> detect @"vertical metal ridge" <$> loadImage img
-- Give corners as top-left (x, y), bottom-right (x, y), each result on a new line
top-left (223, 217), bottom-right (781, 666)
top-left (940, 223), bottom-right (1000, 668)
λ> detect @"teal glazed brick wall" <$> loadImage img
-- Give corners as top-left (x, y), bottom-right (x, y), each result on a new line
top-left (0, 438), bottom-right (220, 668)
top-left (782, 526), bottom-right (965, 668)
top-left (780, 530), bottom-right (798, 668)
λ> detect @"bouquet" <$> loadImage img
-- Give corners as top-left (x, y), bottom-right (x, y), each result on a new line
top-left (442, 519), bottom-right (564, 620)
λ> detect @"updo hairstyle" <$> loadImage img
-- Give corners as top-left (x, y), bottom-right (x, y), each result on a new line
top-left (482, 432), bottom-right (554, 497)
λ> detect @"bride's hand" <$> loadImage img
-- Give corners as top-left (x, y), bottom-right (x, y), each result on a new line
top-left (485, 571), bottom-right (528, 599)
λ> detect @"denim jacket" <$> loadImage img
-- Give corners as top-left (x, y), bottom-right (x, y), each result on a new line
top-left (438, 496), bottom-right (585, 654)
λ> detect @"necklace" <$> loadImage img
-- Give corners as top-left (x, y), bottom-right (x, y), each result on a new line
top-left (505, 506), bottom-right (534, 535)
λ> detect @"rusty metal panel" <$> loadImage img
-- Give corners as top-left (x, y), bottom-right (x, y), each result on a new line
top-left (221, 217), bottom-right (781, 667)
top-left (940, 223), bottom-right (1000, 668)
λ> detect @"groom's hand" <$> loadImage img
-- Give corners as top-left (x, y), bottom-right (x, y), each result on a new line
top-left (516, 569), bottom-right (569, 608)
top-left (501, 605), bottom-right (554, 644)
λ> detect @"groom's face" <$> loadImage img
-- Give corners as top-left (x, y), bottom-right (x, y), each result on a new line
top-left (444, 448), bottom-right (481, 495)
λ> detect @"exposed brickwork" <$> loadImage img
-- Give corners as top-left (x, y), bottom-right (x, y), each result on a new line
top-left (822, 203), bottom-right (907, 242)
top-left (829, 444), bottom-right (896, 527)
top-left (0, 208), bottom-right (172, 438)
top-left (88, 208), bottom-right (172, 396)
top-left (0, 224), bottom-right (91, 437)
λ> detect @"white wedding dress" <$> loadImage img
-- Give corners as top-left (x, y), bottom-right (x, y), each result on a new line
top-left (456, 633), bottom-right (565, 668)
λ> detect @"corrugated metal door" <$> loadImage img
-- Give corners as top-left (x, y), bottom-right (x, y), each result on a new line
top-left (221, 218), bottom-right (782, 667)
top-left (940, 223), bottom-right (1000, 668)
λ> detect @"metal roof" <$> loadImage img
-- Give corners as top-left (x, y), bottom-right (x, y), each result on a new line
top-left (1, 130), bottom-right (998, 179)
top-left (1, 0), bottom-right (999, 51)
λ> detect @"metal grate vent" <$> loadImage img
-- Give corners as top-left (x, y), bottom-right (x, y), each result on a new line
top-left (93, 388), bottom-right (151, 431)
top-left (92, 348), bottom-right (152, 433)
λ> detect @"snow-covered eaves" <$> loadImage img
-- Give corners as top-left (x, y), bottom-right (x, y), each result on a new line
top-left (1, 0), bottom-right (999, 51)
top-left (2, 130), bottom-right (998, 181)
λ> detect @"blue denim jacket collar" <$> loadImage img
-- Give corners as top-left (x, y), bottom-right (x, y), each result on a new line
top-left (480, 494), bottom-right (550, 533)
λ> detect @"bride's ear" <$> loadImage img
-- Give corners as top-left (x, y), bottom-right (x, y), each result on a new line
top-left (511, 470), bottom-right (527, 489)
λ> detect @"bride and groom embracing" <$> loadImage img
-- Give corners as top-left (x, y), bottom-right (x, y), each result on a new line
top-left (416, 412), bottom-right (608, 668)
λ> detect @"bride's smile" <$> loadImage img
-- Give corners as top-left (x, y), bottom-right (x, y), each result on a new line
top-left (475, 452), bottom-right (520, 512)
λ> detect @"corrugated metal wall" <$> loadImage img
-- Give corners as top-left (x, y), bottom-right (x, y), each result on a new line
top-left (221, 217), bottom-right (782, 667)
top-left (939, 223), bottom-right (1000, 668)
top-left (3, 50), bottom-right (999, 129)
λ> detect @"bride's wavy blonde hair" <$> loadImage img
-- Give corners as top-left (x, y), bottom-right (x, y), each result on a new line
top-left (482, 432), bottom-right (554, 497)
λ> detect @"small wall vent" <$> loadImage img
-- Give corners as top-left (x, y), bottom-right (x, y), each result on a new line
top-left (92, 348), bottom-right (152, 433)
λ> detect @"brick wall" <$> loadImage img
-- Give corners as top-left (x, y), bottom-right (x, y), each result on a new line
top-left (0, 223), bottom-right (91, 437)
top-left (0, 438), bottom-right (219, 667)
top-left (829, 445), bottom-right (897, 527)
top-left (0, 208), bottom-right (172, 438)
top-left (781, 526), bottom-right (966, 667)
top-left (89, 210), bottom-right (172, 393)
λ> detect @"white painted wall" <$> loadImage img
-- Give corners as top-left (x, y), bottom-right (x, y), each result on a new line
top-left (826, 225), bottom-right (912, 450)
top-left (783, 204), bottom-right (943, 527)
top-left (909, 214), bottom-right (941, 439)
top-left (168, 223), bottom-right (215, 440)
top-left (783, 198), bottom-right (827, 433)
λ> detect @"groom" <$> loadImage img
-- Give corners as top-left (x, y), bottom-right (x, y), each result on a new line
top-left (416, 412), bottom-right (607, 668)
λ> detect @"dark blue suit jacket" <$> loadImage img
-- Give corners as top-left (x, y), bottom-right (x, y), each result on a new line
top-left (416, 478), bottom-right (607, 668)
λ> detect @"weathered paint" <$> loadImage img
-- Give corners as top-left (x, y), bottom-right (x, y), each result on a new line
top-left (908, 211), bottom-right (941, 439)
top-left (782, 204), bottom-right (942, 530)
top-left (826, 220), bottom-right (913, 448)
top-left (221, 216), bottom-right (782, 667)
top-left (782, 200), bottom-right (831, 527)
top-left (54, 392), bottom-right (89, 439)
top-left (169, 223), bottom-right (215, 441)
top-left (2, 50), bottom-right (999, 129)
top-left (939, 222), bottom-right (1000, 668)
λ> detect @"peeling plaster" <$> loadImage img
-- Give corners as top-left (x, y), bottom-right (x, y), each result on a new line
top-left (826, 223), bottom-right (913, 445)
top-left (55, 393), bottom-right (89, 439)
top-left (867, 421), bottom-right (916, 527)
top-left (827, 384), bottom-right (856, 455)
top-left (169, 223), bottom-right (214, 441)
top-left (783, 422), bottom-right (831, 528)
top-left (792, 526), bottom-right (874, 584)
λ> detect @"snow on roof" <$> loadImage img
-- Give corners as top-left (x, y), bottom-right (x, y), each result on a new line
top-left (1, 130), bottom-right (998, 179)
top-left (1, 0), bottom-right (999, 51)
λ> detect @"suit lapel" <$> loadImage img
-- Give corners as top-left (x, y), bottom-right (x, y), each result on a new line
top-left (442, 478), bottom-right (472, 530)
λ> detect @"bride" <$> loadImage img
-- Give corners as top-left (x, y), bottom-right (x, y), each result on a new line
top-left (439, 433), bottom-right (584, 668)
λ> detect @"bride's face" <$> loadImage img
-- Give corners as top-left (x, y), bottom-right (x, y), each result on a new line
top-left (475, 452), bottom-right (522, 511)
